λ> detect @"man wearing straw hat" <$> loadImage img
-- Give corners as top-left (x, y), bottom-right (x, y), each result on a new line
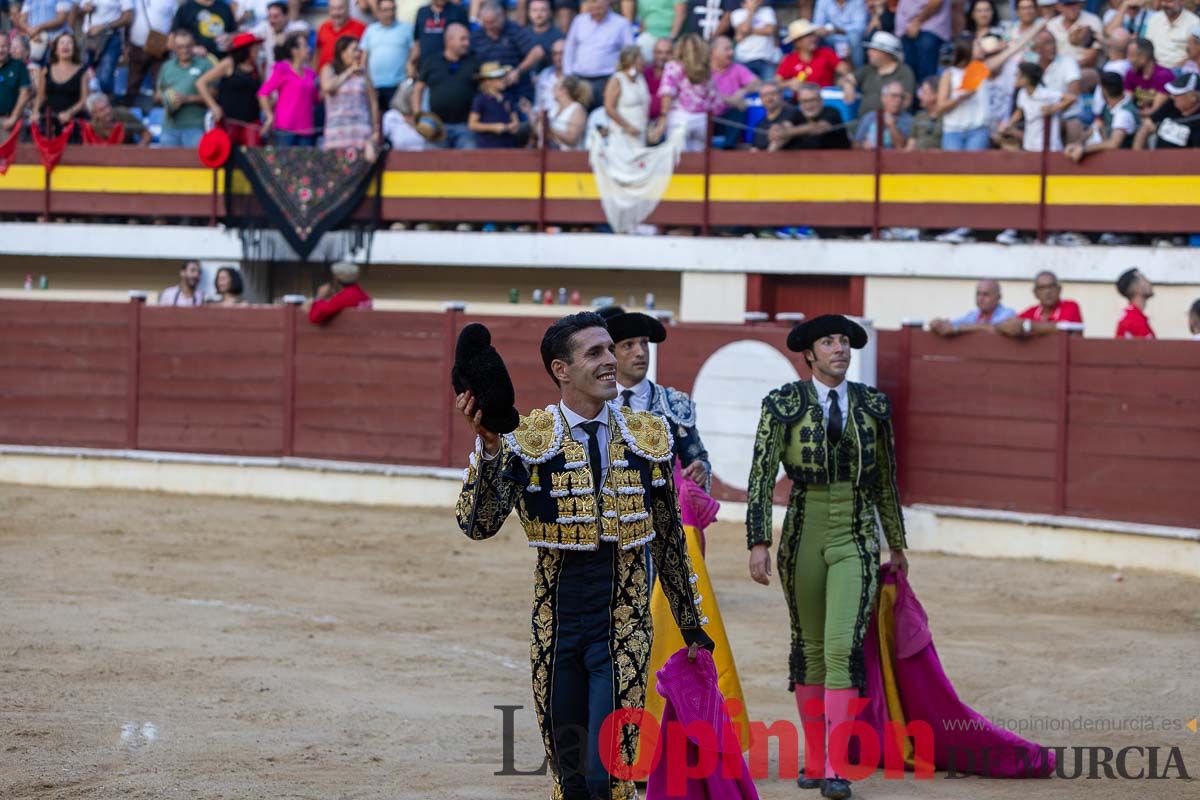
top-left (776, 18), bottom-right (848, 91)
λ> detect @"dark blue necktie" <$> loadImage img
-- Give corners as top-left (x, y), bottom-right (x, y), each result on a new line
top-left (828, 389), bottom-right (843, 445)
top-left (580, 421), bottom-right (603, 492)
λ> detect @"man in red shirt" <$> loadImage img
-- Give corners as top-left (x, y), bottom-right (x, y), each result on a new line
top-left (314, 0), bottom-right (366, 70)
top-left (1114, 267), bottom-right (1156, 339)
top-left (776, 19), bottom-right (847, 89)
top-left (998, 270), bottom-right (1085, 338)
top-left (308, 261), bottom-right (373, 324)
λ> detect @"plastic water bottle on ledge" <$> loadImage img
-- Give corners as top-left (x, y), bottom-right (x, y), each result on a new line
top-left (557, 287), bottom-right (567, 305)
top-left (645, 292), bottom-right (655, 310)
top-left (23, 274), bottom-right (33, 291)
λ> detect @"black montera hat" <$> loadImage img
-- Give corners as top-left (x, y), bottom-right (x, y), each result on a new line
top-left (597, 305), bottom-right (667, 344)
top-left (450, 323), bottom-right (520, 434)
top-left (786, 314), bottom-right (869, 353)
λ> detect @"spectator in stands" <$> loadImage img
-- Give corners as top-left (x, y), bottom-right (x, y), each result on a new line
top-left (468, 61), bottom-right (521, 147)
top-left (1031, 29), bottom-right (1082, 143)
top-left (602, 44), bottom-right (650, 146)
top-left (0, 36), bottom-right (33, 134)
top-left (412, 0), bottom-right (468, 70)
top-left (777, 19), bottom-right (845, 89)
top-left (750, 81), bottom-right (796, 149)
top-left (155, 30), bottom-right (214, 147)
top-left (81, 92), bottom-right (149, 144)
top-left (624, 0), bottom-right (684, 57)
top-left (1184, 25), bottom-right (1200, 73)
top-left (853, 77), bottom-right (911, 148)
top-left (10, 37), bottom-right (40, 103)
top-left (929, 279), bottom-right (1016, 336)
top-left (309, 261), bottom-right (373, 324)
top-left (415, 23), bottom-right (479, 148)
top-left (684, 0), bottom-right (740, 41)
top-left (908, 75), bottom-right (942, 148)
top-left (316, 0), bottom-right (366, 70)
top-left (197, 32), bottom-right (264, 147)
top-left (840, 31), bottom-right (914, 120)
top-left (1066, 70), bottom-right (1137, 160)
top-left (78, 0), bottom-right (133, 96)
top-left (553, 0), bottom-right (578, 35)
top-left (1189, 298), bottom-right (1200, 339)
top-left (775, 81), bottom-right (851, 148)
top-left (472, 0), bottom-right (543, 105)
top-left (997, 270), bottom-right (1084, 337)
top-left (125, 0), bottom-right (178, 108)
top-left (1047, 0), bottom-right (1102, 68)
top-left (534, 38), bottom-right (565, 113)
top-left (1125, 38), bottom-right (1172, 116)
top-left (210, 266), bottom-right (245, 304)
top-left (1114, 267), bottom-right (1155, 339)
top-left (964, 0), bottom-right (999, 40)
top-left (895, 0), bottom-right (951, 85)
top-left (33, 32), bottom-right (87, 135)
top-left (655, 33), bottom-right (721, 151)
top-left (361, 0), bottom-right (413, 113)
top-left (645, 35), bottom-right (670, 119)
top-left (14, 0), bottom-right (71, 68)
top-left (172, 0), bottom-right (236, 57)
top-left (258, 32), bottom-right (318, 146)
top-left (322, 36), bottom-right (381, 154)
top-left (383, 81), bottom-right (443, 148)
top-left (937, 38), bottom-right (991, 150)
top-left (1035, 0), bottom-right (1058, 21)
top-left (731, 0), bottom-right (778, 80)
top-left (526, 0), bottom-right (564, 73)
top-left (1144, 0), bottom-right (1199, 69)
top-left (160, 260), bottom-right (204, 306)
top-left (563, 0), bottom-right (633, 111)
top-left (253, 1), bottom-right (310, 73)
top-left (542, 73), bottom-right (589, 148)
top-left (814, 0), bottom-right (870, 66)
top-left (1104, 0), bottom-right (1155, 41)
top-left (710, 35), bottom-right (759, 148)
top-left (1135, 71), bottom-right (1200, 147)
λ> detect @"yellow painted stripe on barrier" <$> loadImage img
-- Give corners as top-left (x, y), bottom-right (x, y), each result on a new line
top-left (49, 166), bottom-right (214, 194)
top-left (710, 174), bottom-right (874, 203)
top-left (1046, 175), bottom-right (1200, 206)
top-left (0, 165), bottom-right (45, 191)
top-left (382, 170), bottom-right (540, 199)
top-left (882, 173), bottom-right (1041, 204)
top-left (543, 172), bottom-right (706, 201)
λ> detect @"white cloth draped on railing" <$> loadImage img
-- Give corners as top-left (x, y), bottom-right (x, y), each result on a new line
top-left (587, 123), bottom-right (685, 235)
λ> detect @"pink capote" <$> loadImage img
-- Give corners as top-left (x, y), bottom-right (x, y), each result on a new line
top-left (674, 463), bottom-right (720, 558)
top-left (646, 648), bottom-right (760, 800)
top-left (855, 564), bottom-right (1055, 777)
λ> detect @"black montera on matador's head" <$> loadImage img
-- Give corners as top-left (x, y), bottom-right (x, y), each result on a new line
top-left (451, 323), bottom-right (520, 434)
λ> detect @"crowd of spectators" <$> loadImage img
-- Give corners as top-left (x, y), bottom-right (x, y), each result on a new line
top-left (3, 0), bottom-right (1199, 155)
top-left (926, 265), bottom-right (1197, 339)
top-left (156, 258), bottom-right (371, 322)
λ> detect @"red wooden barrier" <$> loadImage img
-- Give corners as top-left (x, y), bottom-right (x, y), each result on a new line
top-left (0, 300), bottom-right (1196, 528)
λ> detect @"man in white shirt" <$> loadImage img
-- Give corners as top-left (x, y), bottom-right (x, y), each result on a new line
top-left (78, 0), bottom-right (134, 94)
top-left (1046, 0), bottom-right (1103, 67)
top-left (598, 304), bottom-right (712, 489)
top-left (1033, 29), bottom-right (1082, 142)
top-left (1145, 0), bottom-right (1200, 68)
top-left (158, 260), bottom-right (205, 306)
top-left (251, 0), bottom-right (309, 72)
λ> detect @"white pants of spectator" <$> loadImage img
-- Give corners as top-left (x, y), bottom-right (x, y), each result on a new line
top-left (588, 124), bottom-right (684, 234)
top-left (666, 108), bottom-right (709, 152)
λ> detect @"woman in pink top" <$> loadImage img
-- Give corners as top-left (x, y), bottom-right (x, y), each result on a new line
top-left (257, 32), bottom-right (319, 146)
top-left (654, 34), bottom-right (723, 152)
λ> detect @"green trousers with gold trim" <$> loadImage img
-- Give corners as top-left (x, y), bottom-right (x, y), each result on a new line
top-left (781, 481), bottom-right (879, 691)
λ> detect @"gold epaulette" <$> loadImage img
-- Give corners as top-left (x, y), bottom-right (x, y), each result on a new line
top-left (612, 407), bottom-right (674, 463)
top-left (503, 406), bottom-right (566, 464)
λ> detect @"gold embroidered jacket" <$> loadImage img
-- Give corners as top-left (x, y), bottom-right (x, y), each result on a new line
top-left (456, 404), bottom-right (709, 634)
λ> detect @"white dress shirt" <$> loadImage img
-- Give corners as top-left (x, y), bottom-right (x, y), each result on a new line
top-left (812, 377), bottom-right (849, 433)
top-left (559, 401), bottom-right (611, 482)
top-left (615, 378), bottom-right (652, 413)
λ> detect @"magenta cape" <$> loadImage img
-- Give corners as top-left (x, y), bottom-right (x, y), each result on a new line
top-left (646, 648), bottom-right (760, 800)
top-left (855, 564), bottom-right (1055, 778)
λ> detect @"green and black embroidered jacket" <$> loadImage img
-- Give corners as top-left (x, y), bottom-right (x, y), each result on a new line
top-left (745, 380), bottom-right (908, 551)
